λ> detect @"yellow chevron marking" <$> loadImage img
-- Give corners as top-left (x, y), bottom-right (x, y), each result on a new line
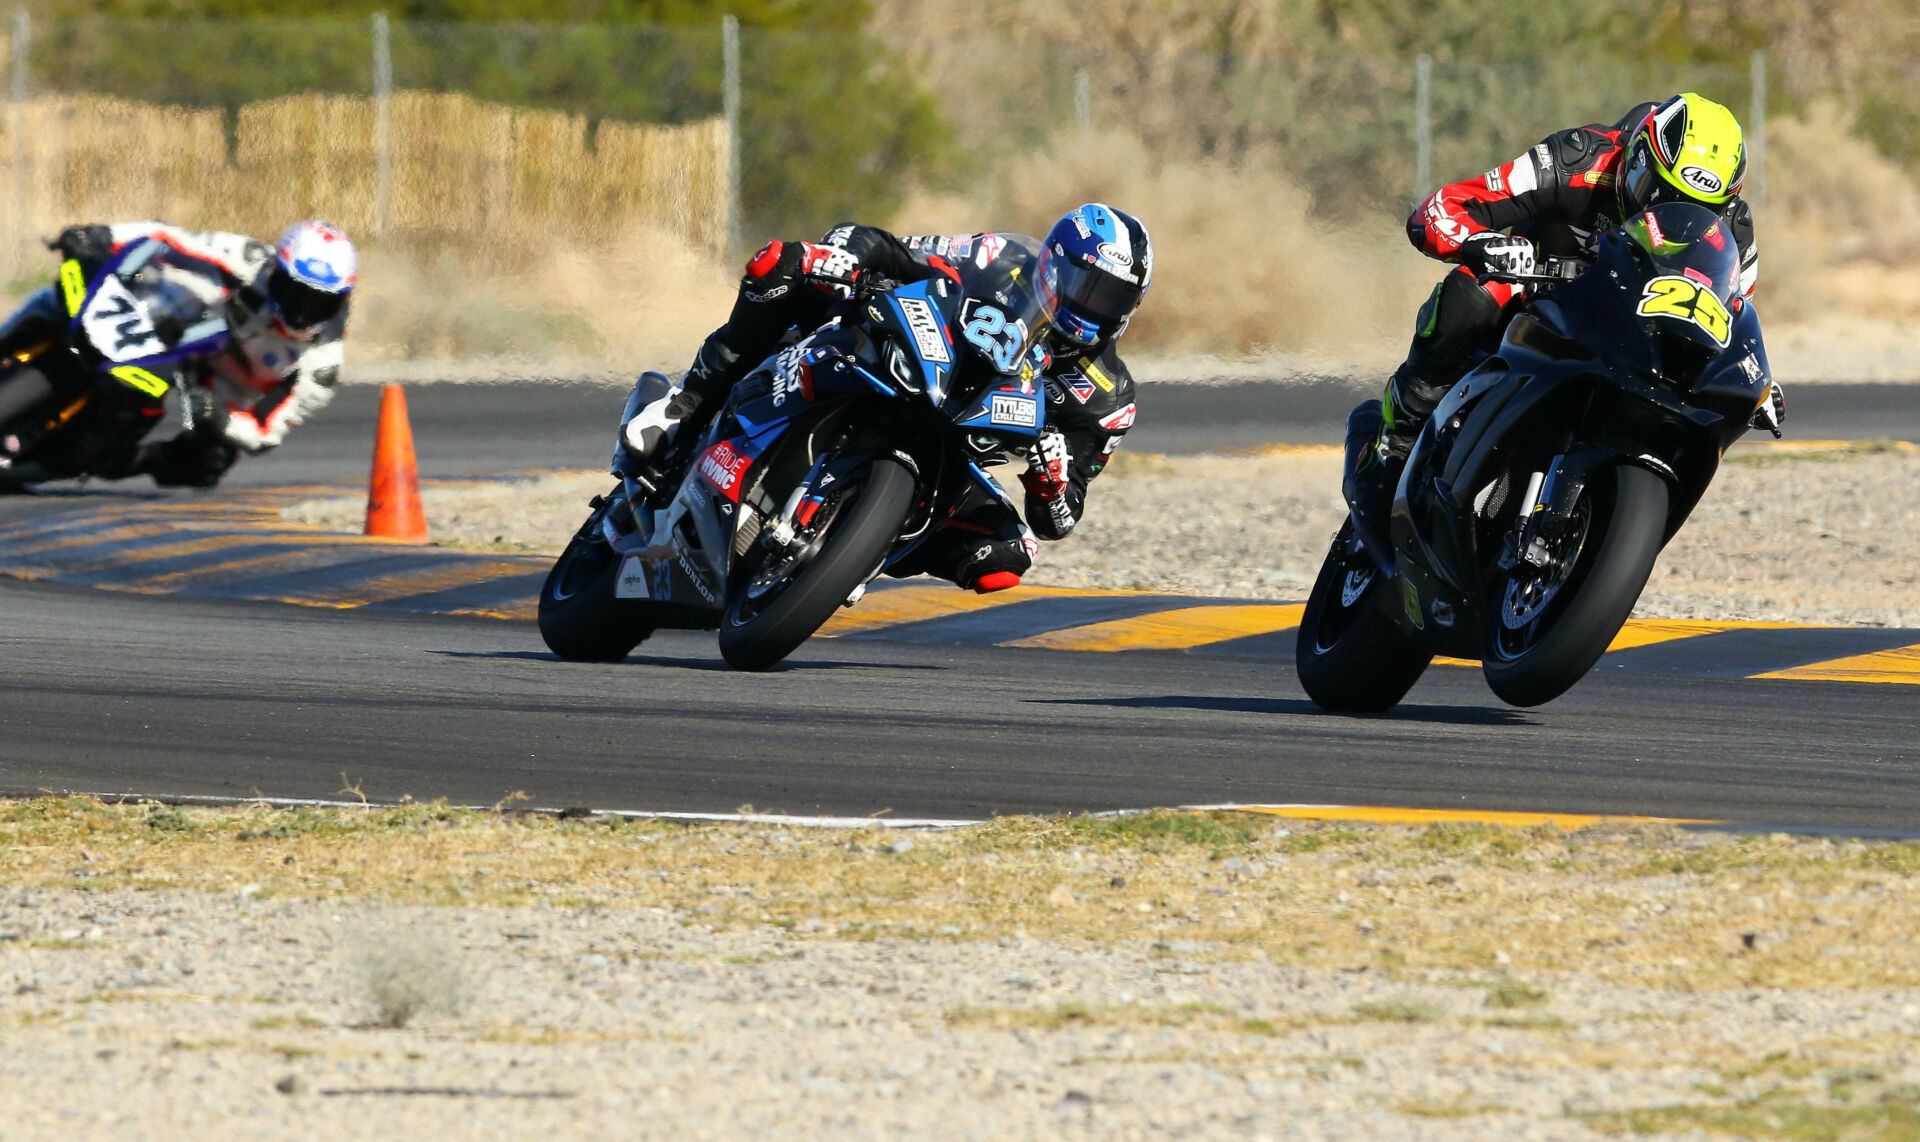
top-left (447, 602), bottom-right (539, 623)
top-left (1752, 643), bottom-right (1920, 685)
top-left (819, 583), bottom-right (1144, 636)
top-left (1226, 804), bottom-right (1717, 828)
top-left (1431, 618), bottom-right (1804, 667)
top-left (1004, 603), bottom-right (1307, 651)
top-left (293, 560), bottom-right (539, 608)
top-left (0, 521), bottom-right (186, 557)
top-left (118, 547), bottom-right (329, 590)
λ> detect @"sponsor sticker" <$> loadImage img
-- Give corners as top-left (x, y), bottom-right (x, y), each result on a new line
top-left (615, 554), bottom-right (651, 599)
top-left (1065, 374), bottom-right (1096, 403)
top-left (897, 296), bottom-right (951, 363)
top-left (676, 550), bottom-right (717, 604)
top-left (1078, 357), bottom-right (1116, 392)
top-left (1484, 167), bottom-right (1504, 193)
top-left (697, 440), bottom-right (752, 502)
top-left (1738, 354), bottom-right (1765, 383)
top-left (1678, 164), bottom-right (1724, 196)
top-left (989, 394), bottom-right (1038, 428)
top-left (1097, 402), bottom-right (1138, 432)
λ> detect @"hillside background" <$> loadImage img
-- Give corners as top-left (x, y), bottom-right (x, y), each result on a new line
top-left (7, 0), bottom-right (1918, 380)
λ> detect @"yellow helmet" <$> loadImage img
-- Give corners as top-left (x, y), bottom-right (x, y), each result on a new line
top-left (1617, 93), bottom-right (1747, 217)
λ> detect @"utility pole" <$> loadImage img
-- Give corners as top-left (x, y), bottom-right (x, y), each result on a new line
top-left (11, 9), bottom-right (27, 258)
top-left (373, 12), bottom-right (392, 238)
top-left (1748, 50), bottom-right (1766, 208)
top-left (722, 14), bottom-right (741, 254)
top-left (1413, 53), bottom-right (1433, 209)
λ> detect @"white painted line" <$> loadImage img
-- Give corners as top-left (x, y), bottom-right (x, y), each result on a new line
top-left (49, 790), bottom-right (984, 830)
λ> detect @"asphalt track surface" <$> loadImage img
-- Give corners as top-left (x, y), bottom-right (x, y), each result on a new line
top-left (1, 378), bottom-right (1916, 829)
top-left (3, 575), bottom-right (1917, 829)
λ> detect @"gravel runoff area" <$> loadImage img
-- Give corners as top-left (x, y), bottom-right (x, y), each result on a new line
top-left (287, 439), bottom-right (1920, 628)
top-left (10, 799), bottom-right (1920, 1141)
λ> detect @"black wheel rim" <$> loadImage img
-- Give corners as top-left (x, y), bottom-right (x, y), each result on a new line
top-left (727, 479), bottom-right (857, 628)
top-left (1490, 495), bottom-right (1596, 661)
top-left (1311, 527), bottom-right (1377, 655)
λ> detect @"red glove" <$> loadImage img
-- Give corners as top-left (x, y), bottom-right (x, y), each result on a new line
top-left (1019, 427), bottom-right (1070, 501)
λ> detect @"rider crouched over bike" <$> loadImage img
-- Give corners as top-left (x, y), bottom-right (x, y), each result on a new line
top-left (0, 219), bottom-right (354, 487)
top-left (614, 203), bottom-right (1151, 592)
top-left (1347, 92), bottom-right (1775, 532)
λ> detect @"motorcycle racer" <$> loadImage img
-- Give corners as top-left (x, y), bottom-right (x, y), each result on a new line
top-left (615, 203), bottom-right (1151, 592)
top-left (1349, 93), bottom-right (1773, 525)
top-left (0, 218), bottom-right (354, 487)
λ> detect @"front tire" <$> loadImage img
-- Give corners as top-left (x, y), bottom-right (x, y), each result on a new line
top-left (718, 455), bottom-right (916, 671)
top-left (538, 507), bottom-right (655, 662)
top-left (1481, 464), bottom-right (1668, 707)
top-left (1295, 519), bottom-right (1433, 712)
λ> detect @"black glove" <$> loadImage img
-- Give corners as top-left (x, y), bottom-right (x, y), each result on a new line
top-left (1458, 232), bottom-right (1537, 281)
top-left (48, 224), bottom-right (113, 265)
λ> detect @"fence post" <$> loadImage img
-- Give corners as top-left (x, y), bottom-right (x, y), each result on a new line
top-left (722, 13), bottom-right (741, 254)
top-left (372, 11), bottom-right (392, 239)
top-left (1748, 49), bottom-right (1766, 208)
top-left (1074, 68), bottom-right (1090, 133)
top-left (1414, 53), bottom-right (1432, 209)
top-left (10, 8), bottom-right (27, 259)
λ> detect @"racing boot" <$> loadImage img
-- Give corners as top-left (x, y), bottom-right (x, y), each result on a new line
top-left (1342, 397), bottom-right (1416, 547)
top-left (611, 336), bottom-right (743, 494)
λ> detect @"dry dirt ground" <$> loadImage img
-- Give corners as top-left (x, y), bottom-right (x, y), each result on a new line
top-left (286, 440), bottom-right (1920, 628)
top-left (9, 800), bottom-right (1920, 1141)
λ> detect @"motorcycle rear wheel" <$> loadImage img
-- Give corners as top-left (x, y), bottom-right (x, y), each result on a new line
top-left (718, 455), bottom-right (915, 672)
top-left (537, 503), bottom-right (656, 662)
top-left (1481, 463), bottom-right (1667, 707)
top-left (1295, 518), bottom-right (1433, 713)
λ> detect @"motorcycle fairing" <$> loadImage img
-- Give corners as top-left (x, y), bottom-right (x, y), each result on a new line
top-left (66, 238), bottom-right (230, 374)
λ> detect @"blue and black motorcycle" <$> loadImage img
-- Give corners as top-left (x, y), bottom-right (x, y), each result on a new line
top-left (0, 237), bottom-right (231, 489)
top-left (539, 269), bottom-right (1052, 670)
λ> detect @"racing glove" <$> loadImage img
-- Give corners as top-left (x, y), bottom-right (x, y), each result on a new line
top-left (798, 241), bottom-right (862, 296)
top-left (1750, 381), bottom-right (1785, 438)
top-left (1458, 232), bottom-right (1537, 281)
top-left (48, 223), bottom-right (113, 264)
top-left (1019, 426), bottom-right (1071, 502)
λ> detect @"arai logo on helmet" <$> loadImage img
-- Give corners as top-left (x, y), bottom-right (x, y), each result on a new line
top-left (1095, 240), bottom-right (1132, 269)
top-left (1678, 164), bottom-right (1725, 196)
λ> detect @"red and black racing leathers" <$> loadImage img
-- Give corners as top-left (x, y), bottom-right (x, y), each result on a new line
top-left (638, 223), bottom-right (1135, 589)
top-left (1386, 102), bottom-right (1759, 439)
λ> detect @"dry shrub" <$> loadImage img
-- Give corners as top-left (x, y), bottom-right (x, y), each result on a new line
top-left (352, 918), bottom-right (476, 1029)
top-left (893, 127), bottom-right (1433, 367)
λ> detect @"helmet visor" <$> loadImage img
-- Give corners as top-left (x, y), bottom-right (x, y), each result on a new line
top-left (269, 269), bottom-right (346, 331)
top-left (1051, 256), bottom-right (1145, 326)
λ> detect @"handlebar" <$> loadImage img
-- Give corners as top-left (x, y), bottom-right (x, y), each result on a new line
top-left (1484, 256), bottom-right (1589, 288)
top-left (804, 269), bottom-right (901, 302)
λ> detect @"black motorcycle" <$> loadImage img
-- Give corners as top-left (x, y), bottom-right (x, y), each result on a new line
top-left (1298, 201), bottom-right (1777, 710)
top-left (538, 268), bottom-right (1054, 671)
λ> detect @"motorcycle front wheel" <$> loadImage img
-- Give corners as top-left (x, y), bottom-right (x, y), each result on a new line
top-left (537, 497), bottom-right (656, 662)
top-left (1480, 463), bottom-right (1668, 707)
top-left (1295, 518), bottom-right (1433, 713)
top-left (718, 454), bottom-right (916, 672)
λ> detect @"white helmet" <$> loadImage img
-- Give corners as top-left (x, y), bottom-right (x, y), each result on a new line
top-left (268, 220), bottom-right (356, 340)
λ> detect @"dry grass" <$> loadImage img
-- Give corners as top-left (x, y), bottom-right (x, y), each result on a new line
top-left (10, 796), bottom-right (1920, 993)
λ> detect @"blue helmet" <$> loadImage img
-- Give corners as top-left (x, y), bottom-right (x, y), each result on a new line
top-left (1036, 203), bottom-right (1152, 350)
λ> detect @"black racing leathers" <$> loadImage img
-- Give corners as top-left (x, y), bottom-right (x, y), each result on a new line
top-left (661, 222), bottom-right (1135, 588)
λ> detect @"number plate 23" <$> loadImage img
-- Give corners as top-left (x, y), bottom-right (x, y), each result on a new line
top-left (962, 301), bottom-right (1030, 373)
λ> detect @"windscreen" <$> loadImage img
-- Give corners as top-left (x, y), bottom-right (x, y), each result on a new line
top-left (1618, 202), bottom-right (1742, 353)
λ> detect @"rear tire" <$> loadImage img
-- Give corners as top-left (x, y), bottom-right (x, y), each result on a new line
top-left (0, 366), bottom-right (52, 428)
top-left (537, 511), bottom-right (655, 662)
top-left (1295, 519), bottom-right (1433, 712)
top-left (718, 455), bottom-right (915, 672)
top-left (1481, 464), bottom-right (1668, 707)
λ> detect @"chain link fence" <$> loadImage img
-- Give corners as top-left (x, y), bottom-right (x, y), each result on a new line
top-left (0, 16), bottom-right (1817, 371)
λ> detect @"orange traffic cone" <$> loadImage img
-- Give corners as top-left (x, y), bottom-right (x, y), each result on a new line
top-left (364, 383), bottom-right (428, 543)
